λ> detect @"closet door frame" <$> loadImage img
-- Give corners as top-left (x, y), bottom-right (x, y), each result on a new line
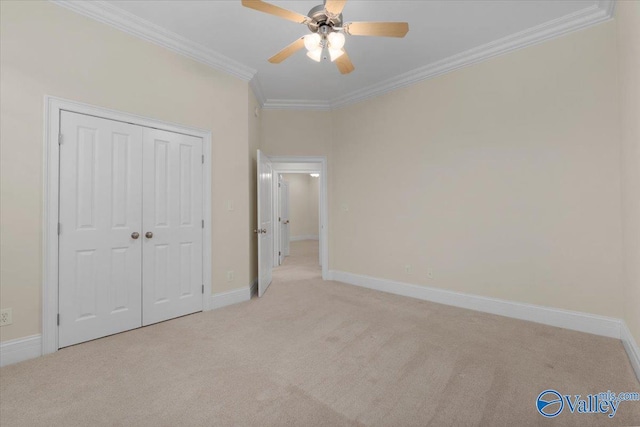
top-left (42, 96), bottom-right (212, 355)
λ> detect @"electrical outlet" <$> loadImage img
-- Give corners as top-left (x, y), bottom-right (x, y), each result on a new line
top-left (405, 265), bottom-right (412, 274)
top-left (226, 271), bottom-right (235, 282)
top-left (0, 308), bottom-right (12, 326)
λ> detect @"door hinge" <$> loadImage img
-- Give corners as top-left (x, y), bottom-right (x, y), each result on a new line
top-left (57, 223), bottom-right (61, 235)
top-left (202, 219), bottom-right (204, 229)
top-left (279, 217), bottom-right (281, 222)
top-left (201, 154), bottom-right (204, 164)
top-left (279, 251), bottom-right (281, 256)
top-left (58, 134), bottom-right (63, 145)
top-left (278, 183), bottom-right (281, 188)
top-left (57, 313), bottom-right (60, 326)
top-left (202, 284), bottom-right (204, 294)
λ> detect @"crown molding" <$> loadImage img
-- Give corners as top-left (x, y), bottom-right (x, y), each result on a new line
top-left (262, 99), bottom-right (332, 111)
top-left (50, 0), bottom-right (615, 109)
top-left (249, 76), bottom-right (266, 106)
top-left (50, 0), bottom-right (256, 82)
top-left (598, 0), bottom-right (616, 17)
top-left (266, 0), bottom-right (616, 110)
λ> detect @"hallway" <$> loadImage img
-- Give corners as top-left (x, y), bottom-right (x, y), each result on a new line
top-left (272, 240), bottom-right (321, 283)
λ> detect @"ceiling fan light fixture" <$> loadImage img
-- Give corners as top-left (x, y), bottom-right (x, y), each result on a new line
top-left (304, 33), bottom-right (322, 51)
top-left (327, 31), bottom-right (345, 50)
top-left (328, 47), bottom-right (344, 62)
top-left (306, 48), bottom-right (322, 62)
top-left (243, 0), bottom-right (409, 75)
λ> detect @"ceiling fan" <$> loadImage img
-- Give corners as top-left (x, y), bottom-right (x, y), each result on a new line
top-left (241, 0), bottom-right (409, 75)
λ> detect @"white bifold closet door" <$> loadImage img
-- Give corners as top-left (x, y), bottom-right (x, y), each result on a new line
top-left (58, 111), bottom-right (203, 348)
top-left (59, 112), bottom-right (144, 348)
top-left (141, 128), bottom-right (203, 326)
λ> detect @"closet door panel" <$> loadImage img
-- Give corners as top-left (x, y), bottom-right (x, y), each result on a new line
top-left (58, 111), bottom-right (143, 348)
top-left (142, 128), bottom-right (203, 325)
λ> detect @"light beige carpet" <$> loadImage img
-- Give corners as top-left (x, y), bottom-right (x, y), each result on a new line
top-left (1, 240), bottom-right (639, 426)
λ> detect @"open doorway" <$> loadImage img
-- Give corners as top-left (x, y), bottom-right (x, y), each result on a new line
top-left (271, 157), bottom-right (327, 277)
top-left (256, 151), bottom-right (328, 298)
top-left (277, 172), bottom-right (321, 268)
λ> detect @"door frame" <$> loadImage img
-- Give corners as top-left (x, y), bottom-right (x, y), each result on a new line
top-left (257, 150), bottom-right (274, 297)
top-left (270, 156), bottom-right (328, 280)
top-left (42, 96), bottom-right (213, 355)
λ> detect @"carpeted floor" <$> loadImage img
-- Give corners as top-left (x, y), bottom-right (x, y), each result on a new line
top-left (1, 240), bottom-right (639, 426)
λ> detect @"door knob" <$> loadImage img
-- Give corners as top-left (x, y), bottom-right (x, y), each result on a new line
top-left (145, 231), bottom-right (153, 238)
top-left (254, 229), bottom-right (258, 234)
top-left (262, 229), bottom-right (267, 234)
top-left (131, 232), bottom-right (140, 239)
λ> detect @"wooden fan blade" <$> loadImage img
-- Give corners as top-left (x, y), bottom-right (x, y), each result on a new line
top-left (268, 37), bottom-right (305, 64)
top-left (325, 0), bottom-right (347, 16)
top-left (345, 22), bottom-right (409, 38)
top-left (241, 0), bottom-right (308, 24)
top-left (335, 50), bottom-right (355, 75)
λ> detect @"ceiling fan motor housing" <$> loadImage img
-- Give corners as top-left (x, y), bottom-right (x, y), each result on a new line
top-left (307, 4), bottom-right (343, 33)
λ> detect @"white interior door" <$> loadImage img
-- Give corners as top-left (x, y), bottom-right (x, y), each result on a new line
top-left (58, 111), bottom-right (143, 348)
top-left (275, 175), bottom-right (282, 266)
top-left (281, 181), bottom-right (290, 258)
top-left (257, 150), bottom-right (273, 297)
top-left (142, 128), bottom-right (204, 325)
top-left (277, 178), bottom-right (284, 265)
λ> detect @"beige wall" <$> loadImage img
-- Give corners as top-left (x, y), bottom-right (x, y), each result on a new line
top-left (328, 21), bottom-right (624, 318)
top-left (260, 22), bottom-right (626, 321)
top-left (616, 1), bottom-right (640, 345)
top-left (261, 110), bottom-right (332, 157)
top-left (257, 10), bottom-right (639, 348)
top-left (282, 174), bottom-right (319, 238)
top-left (0, 1), bottom-right (251, 342)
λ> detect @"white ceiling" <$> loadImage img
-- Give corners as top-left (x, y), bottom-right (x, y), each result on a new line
top-left (57, 0), bottom-right (614, 109)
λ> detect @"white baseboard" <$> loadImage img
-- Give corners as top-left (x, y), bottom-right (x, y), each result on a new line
top-left (0, 335), bottom-right (42, 367)
top-left (328, 270), bottom-right (622, 338)
top-left (1, 284), bottom-right (257, 368)
top-left (3, 278), bottom-right (635, 383)
top-left (328, 270), bottom-right (640, 382)
top-left (621, 322), bottom-right (640, 382)
top-left (210, 285), bottom-right (253, 310)
top-left (290, 235), bottom-right (319, 242)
